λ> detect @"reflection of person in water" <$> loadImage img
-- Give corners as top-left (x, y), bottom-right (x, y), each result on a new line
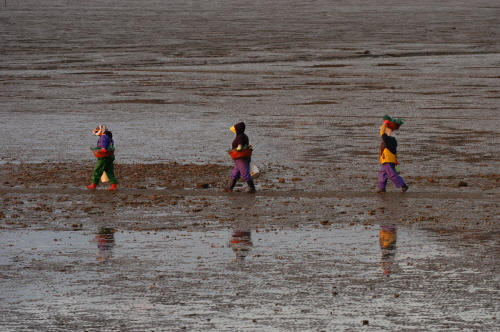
top-left (230, 229), bottom-right (253, 261)
top-left (379, 225), bottom-right (397, 275)
top-left (94, 227), bottom-right (116, 261)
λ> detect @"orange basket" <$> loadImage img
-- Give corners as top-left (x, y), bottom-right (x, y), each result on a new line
top-left (92, 149), bottom-right (115, 158)
top-left (228, 149), bottom-right (252, 160)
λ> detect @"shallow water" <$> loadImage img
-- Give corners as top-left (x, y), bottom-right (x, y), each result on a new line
top-left (1, 224), bottom-right (498, 331)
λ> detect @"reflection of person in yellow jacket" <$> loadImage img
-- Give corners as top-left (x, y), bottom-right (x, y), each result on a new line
top-left (380, 225), bottom-right (397, 275)
top-left (94, 227), bottom-right (116, 262)
top-left (376, 117), bottom-right (409, 194)
top-left (229, 229), bottom-right (253, 261)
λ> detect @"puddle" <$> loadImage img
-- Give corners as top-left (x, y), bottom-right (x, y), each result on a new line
top-left (1, 224), bottom-right (497, 331)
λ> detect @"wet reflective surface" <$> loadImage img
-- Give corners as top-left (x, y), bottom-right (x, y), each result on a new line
top-left (1, 0), bottom-right (499, 330)
top-left (1, 223), bottom-right (499, 331)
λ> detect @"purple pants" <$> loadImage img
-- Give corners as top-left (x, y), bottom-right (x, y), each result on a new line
top-left (230, 158), bottom-right (252, 182)
top-left (378, 163), bottom-right (406, 189)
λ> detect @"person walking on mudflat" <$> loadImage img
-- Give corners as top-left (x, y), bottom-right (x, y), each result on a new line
top-left (376, 115), bottom-right (409, 194)
top-left (223, 122), bottom-right (256, 193)
top-left (86, 125), bottom-right (118, 191)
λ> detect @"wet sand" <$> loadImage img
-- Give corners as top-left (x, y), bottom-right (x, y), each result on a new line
top-left (1, 0), bottom-right (500, 331)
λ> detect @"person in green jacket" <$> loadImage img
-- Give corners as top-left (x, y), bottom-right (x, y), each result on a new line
top-left (86, 125), bottom-right (118, 191)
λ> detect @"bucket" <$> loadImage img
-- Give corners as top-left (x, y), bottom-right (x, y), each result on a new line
top-left (249, 162), bottom-right (260, 179)
top-left (101, 171), bottom-right (110, 183)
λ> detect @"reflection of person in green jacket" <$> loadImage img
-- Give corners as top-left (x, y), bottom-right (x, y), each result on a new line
top-left (86, 125), bottom-right (118, 191)
top-left (94, 227), bottom-right (116, 262)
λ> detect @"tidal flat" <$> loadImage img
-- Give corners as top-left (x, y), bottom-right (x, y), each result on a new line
top-left (1, 0), bottom-right (499, 330)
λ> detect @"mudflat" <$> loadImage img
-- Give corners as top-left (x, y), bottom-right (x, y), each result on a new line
top-left (1, 0), bottom-right (499, 331)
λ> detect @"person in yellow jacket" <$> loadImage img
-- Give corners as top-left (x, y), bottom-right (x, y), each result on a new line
top-left (376, 121), bottom-right (409, 193)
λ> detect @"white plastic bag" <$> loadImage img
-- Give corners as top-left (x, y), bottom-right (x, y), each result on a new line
top-left (250, 162), bottom-right (260, 179)
top-left (101, 171), bottom-right (110, 183)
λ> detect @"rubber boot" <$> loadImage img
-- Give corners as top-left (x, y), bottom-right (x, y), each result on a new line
top-left (107, 183), bottom-right (118, 191)
top-left (86, 183), bottom-right (97, 190)
top-left (223, 179), bottom-right (237, 192)
top-left (246, 180), bottom-right (256, 194)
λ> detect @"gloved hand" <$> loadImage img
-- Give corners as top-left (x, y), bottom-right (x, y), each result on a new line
top-left (379, 124), bottom-right (386, 136)
top-left (100, 148), bottom-right (107, 153)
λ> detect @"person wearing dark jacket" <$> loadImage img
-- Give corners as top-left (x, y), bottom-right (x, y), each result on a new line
top-left (377, 122), bottom-right (409, 193)
top-left (223, 122), bottom-right (256, 193)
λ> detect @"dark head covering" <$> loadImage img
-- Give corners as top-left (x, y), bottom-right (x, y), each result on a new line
top-left (234, 122), bottom-right (246, 135)
top-left (232, 122), bottom-right (249, 149)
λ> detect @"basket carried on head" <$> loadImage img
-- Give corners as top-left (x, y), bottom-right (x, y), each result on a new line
top-left (228, 148), bottom-right (252, 160)
top-left (382, 115), bottom-right (404, 130)
top-left (91, 148), bottom-right (115, 158)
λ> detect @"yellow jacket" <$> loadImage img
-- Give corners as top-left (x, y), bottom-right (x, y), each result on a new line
top-left (379, 132), bottom-right (398, 164)
top-left (380, 146), bottom-right (397, 164)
